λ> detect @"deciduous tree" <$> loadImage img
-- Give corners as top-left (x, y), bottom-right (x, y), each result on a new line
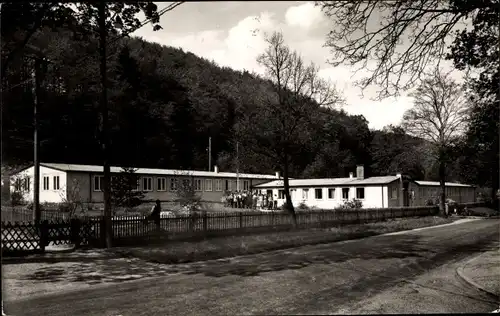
top-left (401, 68), bottom-right (469, 215)
top-left (236, 31), bottom-right (343, 226)
top-left (317, 0), bottom-right (498, 99)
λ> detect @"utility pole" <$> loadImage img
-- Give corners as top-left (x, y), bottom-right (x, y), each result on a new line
top-left (25, 44), bottom-right (46, 224)
top-left (32, 58), bottom-right (41, 223)
top-left (208, 137), bottom-right (212, 171)
top-left (98, 2), bottom-right (112, 248)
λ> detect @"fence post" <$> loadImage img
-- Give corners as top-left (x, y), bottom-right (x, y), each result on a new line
top-left (203, 211), bottom-right (208, 235)
top-left (40, 220), bottom-right (48, 252)
top-left (71, 218), bottom-right (81, 248)
top-left (100, 216), bottom-right (106, 247)
top-left (239, 212), bottom-right (243, 229)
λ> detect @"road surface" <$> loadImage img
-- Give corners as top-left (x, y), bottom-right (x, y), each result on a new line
top-left (4, 219), bottom-right (499, 315)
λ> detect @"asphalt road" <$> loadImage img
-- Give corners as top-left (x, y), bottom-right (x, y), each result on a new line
top-left (4, 219), bottom-right (499, 316)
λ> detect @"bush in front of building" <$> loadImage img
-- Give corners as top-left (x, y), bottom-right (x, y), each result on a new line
top-left (297, 202), bottom-right (310, 211)
top-left (338, 199), bottom-right (363, 210)
top-left (10, 191), bottom-right (25, 206)
top-left (10, 174), bottom-right (30, 206)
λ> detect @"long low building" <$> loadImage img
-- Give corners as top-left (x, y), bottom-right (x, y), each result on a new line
top-left (254, 166), bottom-right (476, 209)
top-left (10, 163), bottom-right (280, 204)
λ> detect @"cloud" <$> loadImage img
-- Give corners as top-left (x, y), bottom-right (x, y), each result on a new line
top-left (134, 3), bottom-right (467, 131)
top-left (285, 2), bottom-right (325, 29)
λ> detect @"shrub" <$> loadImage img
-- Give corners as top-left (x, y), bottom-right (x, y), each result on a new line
top-left (10, 191), bottom-right (25, 206)
top-left (340, 199), bottom-right (363, 209)
top-left (297, 202), bottom-right (310, 211)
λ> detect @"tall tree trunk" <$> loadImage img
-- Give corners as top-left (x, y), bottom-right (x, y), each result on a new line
top-left (283, 151), bottom-right (297, 227)
top-left (98, 3), bottom-right (112, 248)
top-left (438, 147), bottom-right (446, 217)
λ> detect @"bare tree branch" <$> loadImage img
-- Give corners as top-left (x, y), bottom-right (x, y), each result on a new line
top-left (317, 0), bottom-right (495, 99)
top-left (237, 31), bottom-right (343, 224)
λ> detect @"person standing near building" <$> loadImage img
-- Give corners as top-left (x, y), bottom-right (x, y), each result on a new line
top-left (149, 199), bottom-right (162, 231)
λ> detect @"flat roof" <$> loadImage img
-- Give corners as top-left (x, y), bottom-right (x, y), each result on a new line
top-left (414, 180), bottom-right (473, 188)
top-left (255, 176), bottom-right (400, 188)
top-left (36, 163), bottom-right (279, 180)
top-left (255, 177), bottom-right (475, 188)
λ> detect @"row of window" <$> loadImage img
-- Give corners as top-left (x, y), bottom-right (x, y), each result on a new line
top-left (93, 176), bottom-right (251, 192)
top-left (43, 176), bottom-right (60, 190)
top-left (274, 187), bottom-right (365, 200)
top-left (14, 176), bottom-right (61, 192)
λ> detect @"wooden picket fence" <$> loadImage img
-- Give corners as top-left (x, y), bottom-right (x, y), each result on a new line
top-left (107, 206), bottom-right (441, 245)
top-left (1, 205), bottom-right (447, 255)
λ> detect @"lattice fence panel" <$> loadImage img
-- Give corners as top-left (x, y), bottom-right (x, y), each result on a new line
top-left (46, 220), bottom-right (72, 245)
top-left (1, 221), bottom-right (41, 253)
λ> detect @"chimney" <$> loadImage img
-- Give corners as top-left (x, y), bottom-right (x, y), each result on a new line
top-left (214, 165), bottom-right (219, 173)
top-left (356, 165), bottom-right (364, 180)
top-left (349, 172), bottom-right (354, 179)
top-left (275, 171), bottom-right (280, 179)
top-left (396, 173), bottom-right (402, 178)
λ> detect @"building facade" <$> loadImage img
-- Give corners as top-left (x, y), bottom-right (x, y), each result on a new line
top-left (10, 163), bottom-right (279, 204)
top-left (254, 166), bottom-right (476, 209)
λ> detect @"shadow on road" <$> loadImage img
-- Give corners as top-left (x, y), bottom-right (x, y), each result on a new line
top-left (185, 232), bottom-right (499, 278)
top-left (5, 220), bottom-right (499, 287)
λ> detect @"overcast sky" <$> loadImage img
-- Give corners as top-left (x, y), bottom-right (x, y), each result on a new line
top-left (132, 1), bottom-right (462, 130)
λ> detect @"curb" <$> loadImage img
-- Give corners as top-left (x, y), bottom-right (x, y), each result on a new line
top-left (455, 252), bottom-right (500, 301)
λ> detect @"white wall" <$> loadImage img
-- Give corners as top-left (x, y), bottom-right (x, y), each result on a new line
top-left (260, 185), bottom-right (386, 209)
top-left (10, 166), bottom-right (67, 203)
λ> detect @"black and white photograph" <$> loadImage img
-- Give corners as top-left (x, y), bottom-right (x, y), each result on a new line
top-left (1, 1), bottom-right (499, 315)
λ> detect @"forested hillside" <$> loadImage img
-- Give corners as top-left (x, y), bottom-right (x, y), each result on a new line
top-left (2, 22), bottom-right (457, 181)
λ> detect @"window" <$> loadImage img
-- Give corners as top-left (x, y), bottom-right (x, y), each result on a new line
top-left (215, 179), bottom-right (222, 192)
top-left (53, 176), bottom-right (60, 190)
top-left (14, 178), bottom-right (22, 191)
top-left (132, 178), bottom-right (140, 191)
top-left (328, 188), bottom-right (335, 199)
top-left (93, 176), bottom-right (102, 191)
top-left (342, 188), bottom-right (349, 199)
top-left (225, 179), bottom-right (230, 191)
top-left (278, 190), bottom-right (285, 199)
top-left (182, 179), bottom-right (191, 189)
top-left (142, 177), bottom-right (153, 191)
top-left (43, 176), bottom-right (49, 190)
top-left (243, 180), bottom-right (249, 191)
top-left (194, 179), bottom-right (202, 191)
top-left (302, 189), bottom-right (309, 200)
top-left (390, 187), bottom-right (397, 199)
top-left (205, 179), bottom-right (213, 191)
top-left (315, 188), bottom-right (323, 199)
top-left (157, 177), bottom-right (167, 191)
top-left (23, 178), bottom-right (31, 191)
top-left (356, 187), bottom-right (365, 199)
top-left (170, 178), bottom-right (178, 191)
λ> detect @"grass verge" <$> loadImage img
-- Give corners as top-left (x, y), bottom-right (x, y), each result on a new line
top-left (113, 216), bottom-right (455, 264)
